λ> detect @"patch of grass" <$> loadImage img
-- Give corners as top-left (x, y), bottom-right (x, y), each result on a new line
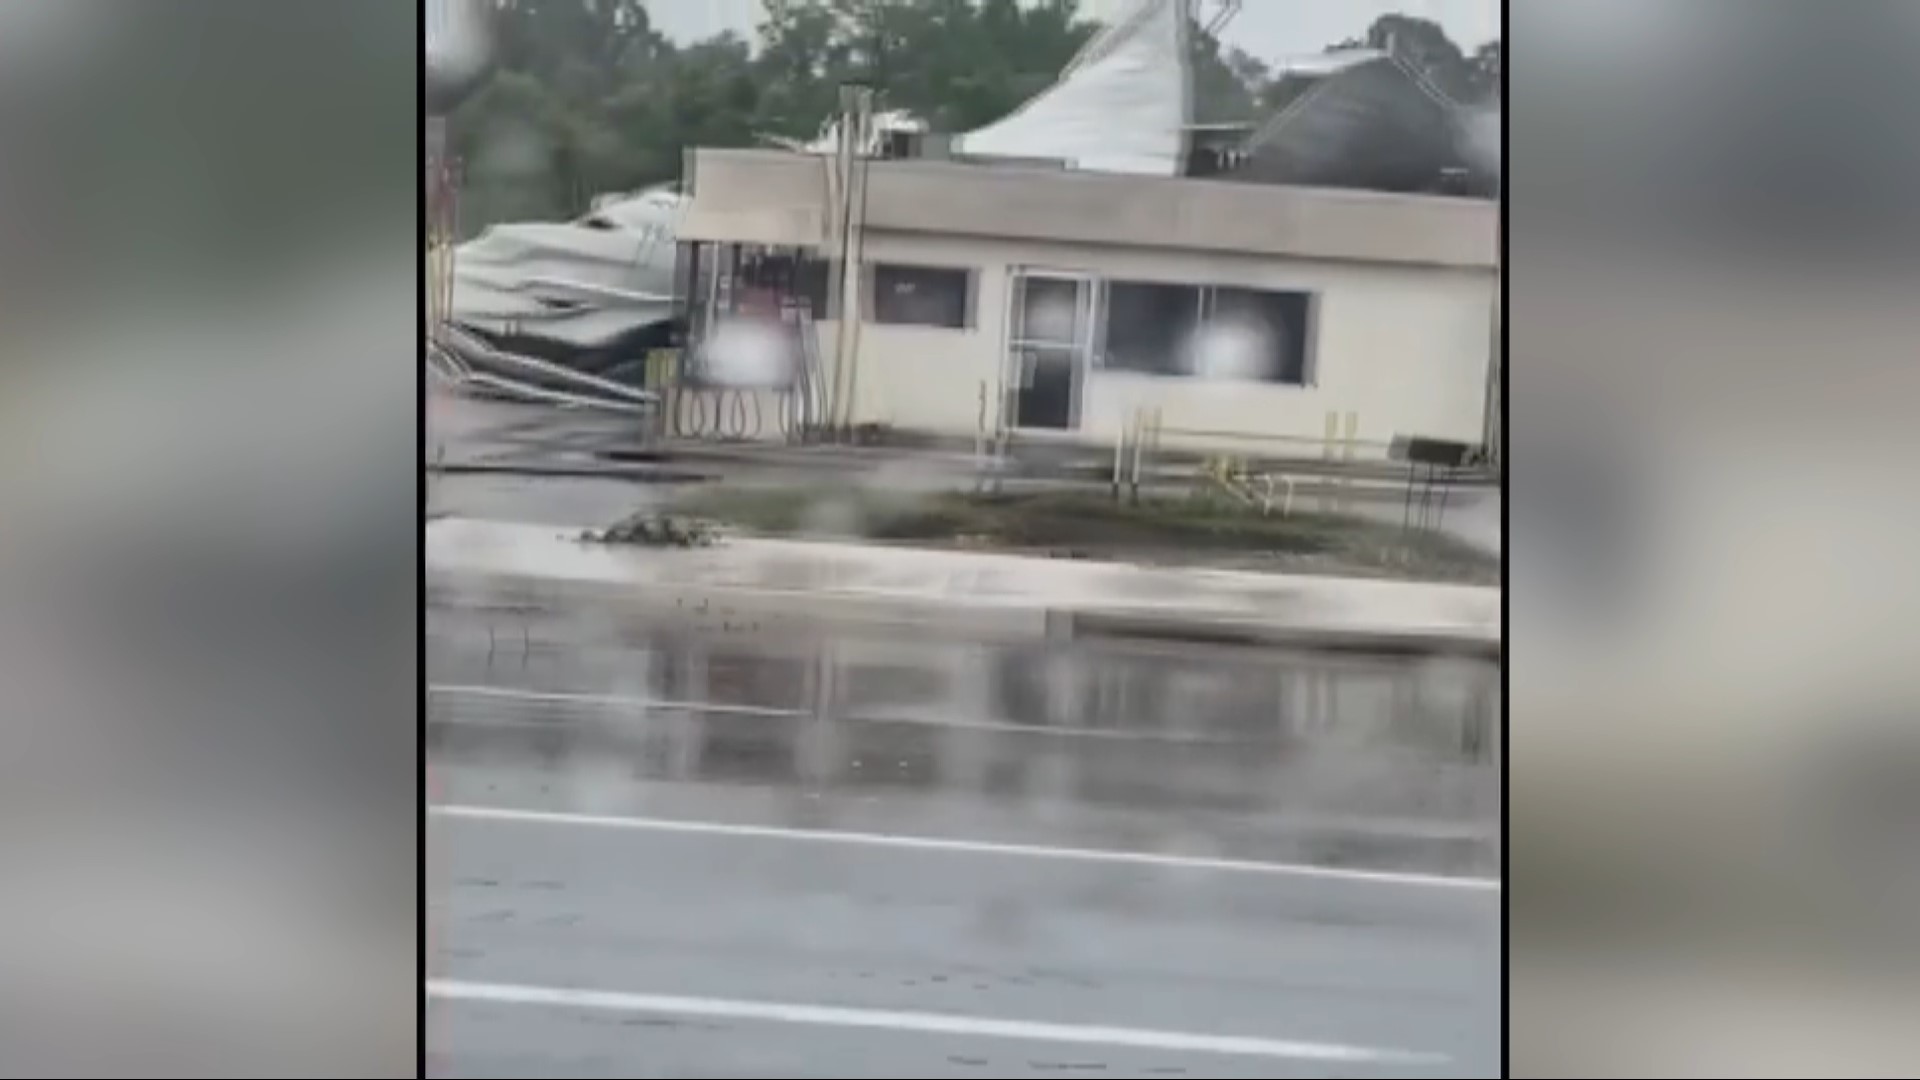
top-left (672, 484), bottom-right (1497, 583)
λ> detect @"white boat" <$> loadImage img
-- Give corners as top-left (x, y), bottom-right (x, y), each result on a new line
top-left (432, 188), bottom-right (686, 410)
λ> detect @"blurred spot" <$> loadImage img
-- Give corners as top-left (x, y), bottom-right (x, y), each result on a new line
top-left (1513, 2), bottom-right (1920, 1075)
top-left (1508, 428), bottom-right (1644, 633)
top-left (701, 315), bottom-right (798, 388)
top-left (1186, 321), bottom-right (1278, 383)
top-left (0, 0), bottom-right (106, 82)
top-left (425, 0), bottom-right (495, 114)
top-left (0, 0), bottom-right (415, 1073)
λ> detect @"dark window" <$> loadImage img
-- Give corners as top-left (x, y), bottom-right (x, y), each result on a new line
top-left (1096, 281), bottom-right (1313, 384)
top-left (794, 257), bottom-right (832, 319)
top-left (734, 250), bottom-right (832, 319)
top-left (1103, 281), bottom-right (1202, 375)
top-left (1206, 287), bottom-right (1313, 385)
top-left (870, 264), bottom-right (972, 329)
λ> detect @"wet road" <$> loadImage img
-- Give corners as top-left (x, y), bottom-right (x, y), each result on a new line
top-left (426, 584), bottom-right (1501, 1077)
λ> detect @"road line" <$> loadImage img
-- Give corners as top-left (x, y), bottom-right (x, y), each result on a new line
top-left (427, 804), bottom-right (1501, 891)
top-left (426, 978), bottom-right (1447, 1065)
top-left (429, 682), bottom-right (1269, 745)
top-left (429, 683), bottom-right (803, 719)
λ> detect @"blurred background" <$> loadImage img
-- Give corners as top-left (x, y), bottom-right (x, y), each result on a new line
top-left (1510, 1), bottom-right (1920, 1076)
top-left (0, 0), bottom-right (416, 1074)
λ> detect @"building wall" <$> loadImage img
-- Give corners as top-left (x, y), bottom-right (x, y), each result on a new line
top-left (683, 150), bottom-right (1496, 270)
top-left (815, 230), bottom-right (1495, 455)
top-left (681, 150), bottom-right (1497, 455)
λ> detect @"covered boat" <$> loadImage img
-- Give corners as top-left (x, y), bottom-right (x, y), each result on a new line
top-left (430, 188), bottom-right (684, 409)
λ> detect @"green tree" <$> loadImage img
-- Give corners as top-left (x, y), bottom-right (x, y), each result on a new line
top-left (455, 0), bottom-right (1101, 227)
top-left (752, 0), bottom-right (1095, 134)
top-left (455, 0), bottom-right (684, 223)
top-left (1366, 13), bottom-right (1467, 94)
top-left (1467, 40), bottom-right (1502, 104)
top-left (751, 0), bottom-right (852, 139)
top-left (1190, 27), bottom-right (1259, 124)
top-left (1254, 15), bottom-right (1501, 115)
top-left (489, 0), bottom-right (668, 94)
top-left (1363, 13), bottom-right (1504, 106)
top-left (448, 0), bottom-right (1501, 232)
top-left (1223, 47), bottom-right (1272, 98)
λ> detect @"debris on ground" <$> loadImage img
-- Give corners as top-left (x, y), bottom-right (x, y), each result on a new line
top-left (578, 512), bottom-right (720, 548)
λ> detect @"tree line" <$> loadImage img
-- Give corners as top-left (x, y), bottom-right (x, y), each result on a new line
top-left (451, 0), bottom-right (1501, 230)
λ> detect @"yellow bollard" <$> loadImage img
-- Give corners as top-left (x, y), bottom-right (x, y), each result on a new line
top-left (1322, 411), bottom-right (1340, 512)
top-left (1342, 411), bottom-right (1360, 513)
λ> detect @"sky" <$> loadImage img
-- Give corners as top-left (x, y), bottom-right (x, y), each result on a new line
top-left (638, 1), bottom-right (1503, 61)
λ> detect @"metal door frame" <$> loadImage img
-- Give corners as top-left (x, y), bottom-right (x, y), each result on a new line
top-left (1004, 267), bottom-right (1101, 433)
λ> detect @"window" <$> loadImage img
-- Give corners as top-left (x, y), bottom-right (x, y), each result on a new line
top-left (1205, 287), bottom-right (1313, 385)
top-left (870, 264), bottom-right (973, 329)
top-left (794, 257), bottom-right (832, 319)
top-left (1097, 280), bottom-right (1314, 385)
top-left (1103, 282), bottom-right (1202, 375)
top-left (737, 250), bottom-right (831, 319)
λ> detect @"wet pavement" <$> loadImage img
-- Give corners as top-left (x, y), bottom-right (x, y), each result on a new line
top-left (428, 812), bottom-right (1497, 1078)
top-left (426, 581), bottom-right (1501, 1078)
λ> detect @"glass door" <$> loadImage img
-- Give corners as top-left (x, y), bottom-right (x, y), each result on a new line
top-left (1007, 270), bottom-right (1098, 431)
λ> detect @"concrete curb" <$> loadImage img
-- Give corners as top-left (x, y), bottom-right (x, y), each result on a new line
top-left (429, 459), bottom-right (712, 483)
top-left (426, 518), bottom-right (1502, 657)
top-left (1060, 611), bottom-right (1499, 658)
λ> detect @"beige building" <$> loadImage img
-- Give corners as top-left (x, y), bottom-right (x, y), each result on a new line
top-left (678, 148), bottom-right (1499, 460)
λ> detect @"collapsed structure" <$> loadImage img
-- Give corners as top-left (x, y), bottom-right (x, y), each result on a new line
top-left (432, 0), bottom-right (1501, 461)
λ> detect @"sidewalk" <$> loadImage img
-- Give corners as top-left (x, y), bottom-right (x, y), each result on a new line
top-left (427, 518), bottom-right (1502, 656)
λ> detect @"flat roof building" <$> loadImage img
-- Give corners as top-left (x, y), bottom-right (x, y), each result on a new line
top-left (678, 148), bottom-right (1499, 460)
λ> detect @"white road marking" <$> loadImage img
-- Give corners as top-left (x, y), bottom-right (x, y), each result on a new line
top-left (427, 804), bottom-right (1501, 891)
top-left (429, 682), bottom-right (1267, 745)
top-left (429, 683), bottom-right (802, 718)
top-left (427, 978), bottom-right (1447, 1065)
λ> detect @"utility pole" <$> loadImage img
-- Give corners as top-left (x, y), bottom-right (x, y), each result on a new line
top-left (829, 83), bottom-right (874, 437)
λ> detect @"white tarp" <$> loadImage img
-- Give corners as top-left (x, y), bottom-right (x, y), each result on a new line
top-left (1270, 48), bottom-right (1391, 79)
top-left (771, 110), bottom-right (930, 156)
top-left (449, 188), bottom-right (683, 348)
top-left (952, 0), bottom-right (1191, 176)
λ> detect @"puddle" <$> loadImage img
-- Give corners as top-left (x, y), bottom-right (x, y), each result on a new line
top-left (428, 601), bottom-right (1500, 846)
